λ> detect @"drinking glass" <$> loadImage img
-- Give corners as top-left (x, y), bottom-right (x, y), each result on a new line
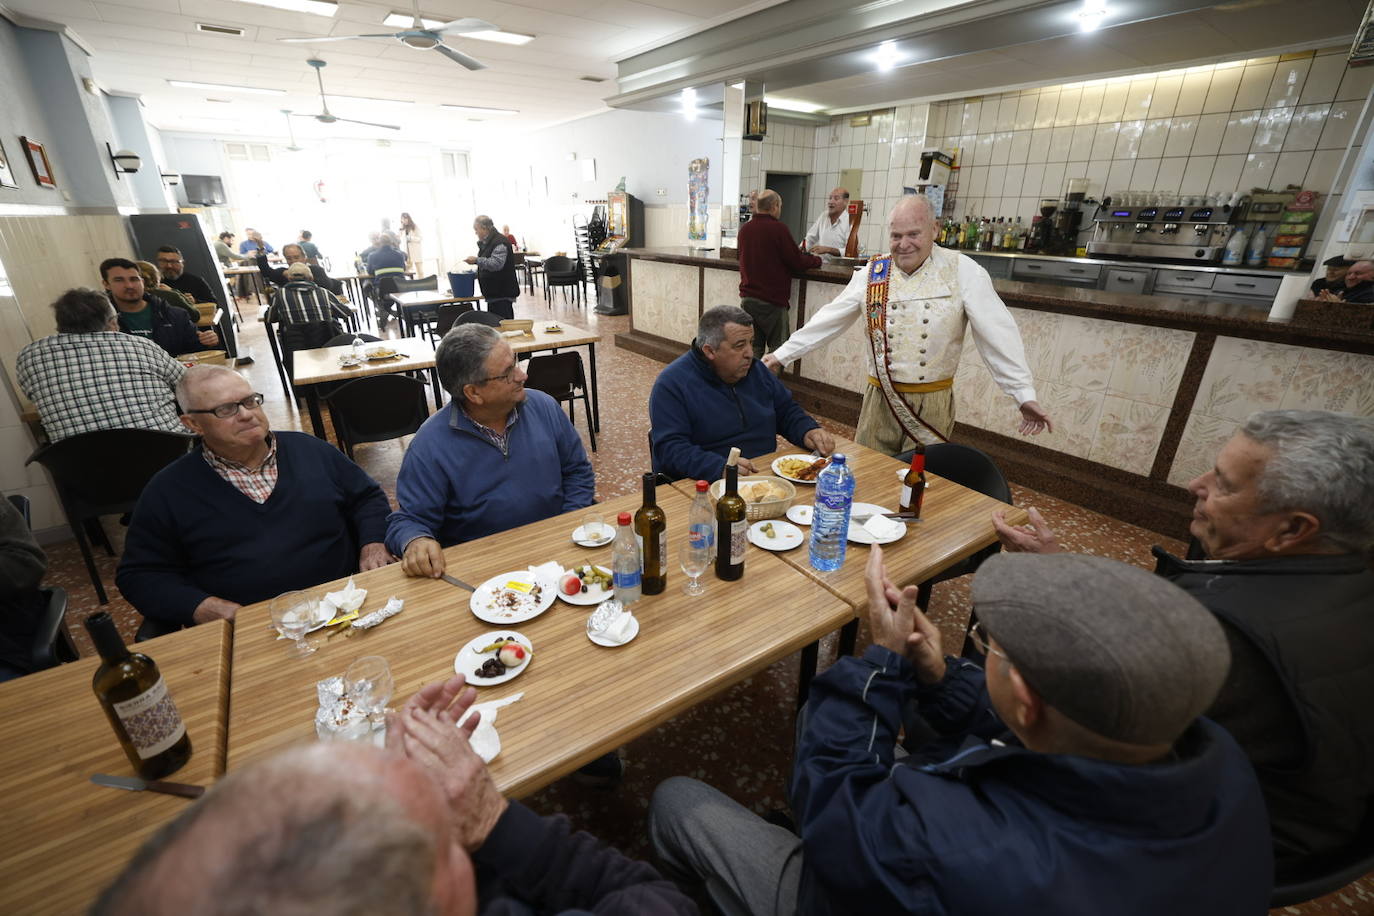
top-left (680, 540), bottom-right (709, 596)
top-left (344, 656), bottom-right (394, 722)
top-left (582, 512), bottom-right (610, 545)
top-left (271, 590), bottom-right (318, 657)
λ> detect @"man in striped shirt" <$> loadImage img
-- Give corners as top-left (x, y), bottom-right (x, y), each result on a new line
top-left (17, 288), bottom-right (187, 443)
top-left (268, 263), bottom-right (351, 379)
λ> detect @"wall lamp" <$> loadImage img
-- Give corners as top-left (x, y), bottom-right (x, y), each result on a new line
top-left (106, 143), bottom-right (142, 179)
top-left (161, 172), bottom-right (182, 187)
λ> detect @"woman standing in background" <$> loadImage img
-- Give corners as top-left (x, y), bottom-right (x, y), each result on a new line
top-left (399, 212), bottom-right (422, 272)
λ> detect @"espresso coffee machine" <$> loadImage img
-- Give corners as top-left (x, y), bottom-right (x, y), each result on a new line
top-left (1087, 193), bottom-right (1240, 263)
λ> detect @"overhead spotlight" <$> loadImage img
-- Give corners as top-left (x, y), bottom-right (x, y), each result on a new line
top-left (870, 40), bottom-right (904, 72)
top-left (106, 144), bottom-right (142, 179)
top-left (681, 87), bottom-right (698, 121)
top-left (1077, 1), bottom-right (1109, 32)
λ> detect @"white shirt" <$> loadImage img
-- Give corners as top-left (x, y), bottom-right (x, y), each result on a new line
top-left (773, 245), bottom-right (1037, 405)
top-left (804, 209), bottom-right (851, 252)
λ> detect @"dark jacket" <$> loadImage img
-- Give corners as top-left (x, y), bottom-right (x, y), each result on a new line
top-left (1340, 280), bottom-right (1374, 303)
top-left (476, 230), bottom-right (520, 302)
top-left (113, 294), bottom-right (208, 356)
top-left (1154, 547), bottom-right (1374, 868)
top-left (649, 344), bottom-right (819, 482)
top-left (164, 270), bottom-right (218, 304)
top-left (0, 496), bottom-right (47, 677)
top-left (737, 213), bottom-right (822, 309)
top-left (791, 647), bottom-right (1273, 915)
top-left (255, 253), bottom-right (343, 295)
top-left (475, 801), bottom-right (697, 915)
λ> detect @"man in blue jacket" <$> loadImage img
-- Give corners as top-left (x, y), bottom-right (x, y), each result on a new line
top-left (650, 550), bottom-right (1273, 915)
top-left (387, 324), bottom-right (596, 579)
top-left (650, 305), bottom-right (833, 482)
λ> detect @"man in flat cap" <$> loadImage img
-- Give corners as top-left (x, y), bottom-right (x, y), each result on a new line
top-left (649, 549), bottom-right (1272, 915)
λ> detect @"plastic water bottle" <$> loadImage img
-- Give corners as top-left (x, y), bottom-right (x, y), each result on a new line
top-left (611, 511), bottom-right (642, 604)
top-left (809, 453), bottom-right (855, 572)
top-left (350, 334), bottom-right (365, 361)
top-left (687, 479), bottom-right (716, 561)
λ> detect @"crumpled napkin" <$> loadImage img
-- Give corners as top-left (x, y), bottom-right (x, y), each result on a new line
top-left (862, 515), bottom-right (905, 541)
top-left (314, 675), bottom-right (376, 743)
top-left (323, 577), bottom-right (368, 618)
top-left (527, 562), bottom-right (563, 594)
top-left (457, 692), bottom-right (524, 762)
top-left (588, 600), bottom-right (636, 645)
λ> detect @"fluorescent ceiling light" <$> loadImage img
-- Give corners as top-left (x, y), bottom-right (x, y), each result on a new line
top-left (382, 12), bottom-right (532, 43)
top-left (227, 0), bottom-right (336, 15)
top-left (869, 40), bottom-right (904, 72)
top-left (465, 30), bottom-right (533, 45)
top-left (440, 104), bottom-right (518, 116)
top-left (1076, 1), bottom-right (1109, 32)
top-left (681, 87), bottom-right (697, 121)
top-left (384, 11), bottom-right (443, 28)
top-left (765, 96), bottom-right (824, 113)
top-left (167, 80), bottom-right (285, 95)
top-left (329, 94), bottom-right (415, 105)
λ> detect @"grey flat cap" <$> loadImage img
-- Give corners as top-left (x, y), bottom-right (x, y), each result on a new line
top-left (285, 262), bottom-right (313, 280)
top-left (971, 553), bottom-right (1230, 746)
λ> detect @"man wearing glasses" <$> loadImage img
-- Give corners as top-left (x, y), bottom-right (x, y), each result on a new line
top-left (387, 324), bottom-right (595, 579)
top-left (118, 365), bottom-right (395, 631)
top-left (649, 549), bottom-right (1271, 913)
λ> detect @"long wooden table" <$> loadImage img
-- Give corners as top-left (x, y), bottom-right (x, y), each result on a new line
top-left (226, 486), bottom-right (850, 798)
top-left (291, 336), bottom-right (442, 439)
top-left (0, 621), bottom-right (233, 912)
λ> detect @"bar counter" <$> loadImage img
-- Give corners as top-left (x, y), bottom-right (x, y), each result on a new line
top-left (617, 247), bottom-right (1374, 537)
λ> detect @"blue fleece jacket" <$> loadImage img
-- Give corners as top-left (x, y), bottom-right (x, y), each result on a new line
top-left (384, 389), bottom-right (595, 552)
top-left (791, 647), bottom-right (1273, 915)
top-left (116, 432), bottom-right (391, 625)
top-left (649, 345), bottom-right (819, 482)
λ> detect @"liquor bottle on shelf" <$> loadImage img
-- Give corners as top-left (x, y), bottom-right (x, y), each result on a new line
top-left (991, 218), bottom-right (1004, 249)
top-left (715, 447), bottom-right (746, 581)
top-left (612, 512), bottom-right (643, 604)
top-left (634, 471), bottom-right (667, 595)
top-left (900, 444), bottom-right (927, 519)
top-left (85, 611), bottom-right (193, 780)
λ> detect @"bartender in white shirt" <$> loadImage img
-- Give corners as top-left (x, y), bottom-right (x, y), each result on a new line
top-left (766, 195), bottom-right (1052, 455)
top-left (803, 187), bottom-right (852, 255)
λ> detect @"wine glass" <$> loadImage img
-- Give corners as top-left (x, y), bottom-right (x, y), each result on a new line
top-left (344, 656), bottom-right (394, 723)
top-left (680, 539), bottom-right (709, 596)
top-left (271, 591), bottom-right (318, 657)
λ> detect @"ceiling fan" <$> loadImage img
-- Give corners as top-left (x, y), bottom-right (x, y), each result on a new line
top-left (291, 59), bottom-right (400, 131)
top-left (280, 110), bottom-right (304, 150)
top-left (279, 0), bottom-right (495, 71)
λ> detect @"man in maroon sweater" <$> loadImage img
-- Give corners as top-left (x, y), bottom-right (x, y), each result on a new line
top-left (737, 189), bottom-right (822, 359)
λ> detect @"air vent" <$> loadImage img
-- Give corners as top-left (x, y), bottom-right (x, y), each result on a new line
top-left (196, 22), bottom-right (245, 36)
top-left (579, 75), bottom-right (606, 83)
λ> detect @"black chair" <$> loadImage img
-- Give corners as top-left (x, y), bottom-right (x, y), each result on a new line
top-left (26, 430), bottom-right (196, 604)
top-left (1271, 813), bottom-right (1374, 906)
top-left (524, 353), bottom-right (596, 452)
top-left (394, 274), bottom-right (438, 293)
top-left (6, 494), bottom-right (76, 673)
top-left (427, 302), bottom-right (475, 344)
top-left (455, 311), bottom-right (504, 328)
top-left (544, 256), bottom-right (583, 307)
top-left (392, 275), bottom-right (441, 335)
top-left (324, 374), bottom-right (431, 460)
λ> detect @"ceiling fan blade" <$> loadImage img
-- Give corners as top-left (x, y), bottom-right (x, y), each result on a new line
top-left (279, 33), bottom-right (397, 42)
top-left (434, 43), bottom-right (486, 70)
top-left (435, 17), bottom-right (498, 34)
top-left (332, 117), bottom-right (402, 130)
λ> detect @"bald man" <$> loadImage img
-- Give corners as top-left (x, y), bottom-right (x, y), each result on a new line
top-left (737, 189), bottom-right (823, 360)
top-left (764, 195), bottom-right (1051, 454)
top-left (804, 187), bottom-right (852, 256)
top-left (1317, 258), bottom-right (1374, 304)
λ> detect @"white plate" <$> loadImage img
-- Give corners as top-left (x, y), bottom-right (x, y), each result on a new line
top-left (557, 565), bottom-right (615, 606)
top-left (454, 630), bottom-right (533, 686)
top-left (748, 519), bottom-right (804, 551)
top-left (571, 523), bottom-right (613, 548)
top-left (469, 571), bottom-right (557, 624)
top-left (786, 504), bottom-right (814, 526)
top-left (771, 454), bottom-right (827, 484)
top-left (588, 614), bottom-right (640, 647)
top-left (847, 504), bottom-right (907, 545)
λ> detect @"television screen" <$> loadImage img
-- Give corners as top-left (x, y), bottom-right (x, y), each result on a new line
top-left (183, 174), bottom-right (227, 206)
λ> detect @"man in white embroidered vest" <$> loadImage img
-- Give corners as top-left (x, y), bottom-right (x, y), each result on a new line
top-left (763, 195), bottom-right (1052, 454)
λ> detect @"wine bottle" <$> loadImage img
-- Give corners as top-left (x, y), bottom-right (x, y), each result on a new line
top-left (715, 448), bottom-right (746, 581)
top-left (900, 445), bottom-right (927, 519)
top-left (634, 471), bottom-right (667, 595)
top-left (85, 612), bottom-right (192, 780)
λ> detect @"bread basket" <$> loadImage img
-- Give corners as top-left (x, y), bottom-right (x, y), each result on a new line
top-left (709, 475), bottom-right (796, 521)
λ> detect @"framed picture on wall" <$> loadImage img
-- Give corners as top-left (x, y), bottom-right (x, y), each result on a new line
top-left (20, 136), bottom-right (56, 188)
top-left (0, 138), bottom-right (17, 189)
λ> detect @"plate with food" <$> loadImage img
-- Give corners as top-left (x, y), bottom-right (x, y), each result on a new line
top-left (786, 504), bottom-right (813, 525)
top-left (558, 564), bottom-right (614, 606)
top-left (748, 519), bottom-right (804, 551)
top-left (363, 345), bottom-right (399, 361)
top-left (773, 454), bottom-right (829, 483)
top-left (469, 571), bottom-right (556, 624)
top-left (571, 521), bottom-right (613, 548)
top-left (454, 632), bottom-right (533, 686)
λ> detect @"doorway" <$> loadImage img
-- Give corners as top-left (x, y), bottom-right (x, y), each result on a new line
top-left (764, 172), bottom-right (810, 241)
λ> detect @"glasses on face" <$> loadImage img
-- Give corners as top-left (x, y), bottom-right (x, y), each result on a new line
top-left (966, 620), bottom-right (1010, 662)
top-left (480, 364), bottom-right (520, 385)
top-left (187, 393), bottom-right (266, 419)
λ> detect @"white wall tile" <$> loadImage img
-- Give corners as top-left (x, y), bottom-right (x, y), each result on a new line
top-left (1190, 112), bottom-right (1228, 156)
top-left (1300, 53), bottom-right (1346, 105)
top-left (1273, 150), bottom-right (1314, 189)
top-left (1208, 154), bottom-right (1245, 193)
top-left (1239, 152), bottom-right (1277, 189)
top-left (1070, 123), bottom-right (1096, 157)
top-left (1105, 159), bottom-right (1135, 195)
top-left (1251, 108), bottom-right (1293, 152)
top-left (1008, 130), bottom-right (1031, 165)
top-left (996, 96), bottom-right (1018, 132)
top-left (1003, 163), bottom-right (1026, 197)
top-left (965, 166), bottom-right (987, 197)
top-left (1082, 160), bottom-right (1110, 198)
top-left (1055, 87), bottom-right (1082, 127)
top-left (1163, 116), bottom-right (1197, 158)
top-left (1335, 64), bottom-right (1374, 101)
top-left (1203, 67), bottom-right (1242, 113)
top-left (1149, 76), bottom-right (1183, 118)
top-left (1154, 156), bottom-right (1187, 192)
top-left (1041, 161), bottom-right (1068, 196)
top-left (985, 165), bottom-right (1006, 198)
top-left (975, 132), bottom-right (995, 166)
top-left (1023, 163), bottom-right (1046, 198)
top-left (990, 132), bottom-right (1011, 165)
top-left (1266, 59), bottom-right (1310, 109)
top-left (1035, 90), bottom-right (1060, 129)
top-left (1049, 126), bottom-right (1075, 162)
top-left (1014, 95), bottom-right (1038, 131)
top-left (1283, 103), bottom-right (1330, 151)
top-left (1180, 156), bottom-right (1215, 193)
top-left (1028, 128), bottom-right (1051, 163)
top-left (1176, 71), bottom-right (1212, 116)
top-left (1090, 122), bottom-right (1120, 161)
top-left (1303, 148), bottom-right (1343, 192)
top-left (1100, 82), bottom-right (1128, 122)
top-left (1220, 111), bottom-right (1260, 154)
top-left (1141, 118), bottom-right (1171, 158)
top-left (1124, 79), bottom-right (1156, 121)
top-left (1130, 157), bottom-right (1161, 191)
top-left (1234, 62), bottom-right (1277, 110)
top-left (1318, 100), bottom-right (1361, 149)
top-left (1114, 120), bottom-right (1145, 159)
top-left (1077, 83), bottom-right (1105, 125)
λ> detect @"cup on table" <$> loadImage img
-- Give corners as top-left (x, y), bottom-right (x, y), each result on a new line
top-left (680, 540), bottom-right (709, 596)
top-left (271, 590), bottom-right (319, 657)
top-left (581, 512), bottom-right (611, 545)
top-left (344, 655), bottom-right (394, 721)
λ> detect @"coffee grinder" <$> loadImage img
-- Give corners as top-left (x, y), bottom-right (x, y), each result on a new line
top-left (1027, 198), bottom-right (1058, 253)
top-left (1046, 178), bottom-right (1090, 255)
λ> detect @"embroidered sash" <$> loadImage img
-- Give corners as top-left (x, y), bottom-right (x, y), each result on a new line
top-left (864, 255), bottom-right (950, 444)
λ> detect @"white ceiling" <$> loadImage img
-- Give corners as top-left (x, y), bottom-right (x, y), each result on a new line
top-left (4, 0), bottom-right (788, 141)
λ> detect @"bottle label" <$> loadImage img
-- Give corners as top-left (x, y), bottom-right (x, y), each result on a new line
top-left (901, 484), bottom-right (913, 507)
top-left (687, 522), bottom-right (714, 551)
top-left (655, 529), bottom-right (667, 576)
top-left (111, 676), bottom-right (186, 759)
top-left (728, 519), bottom-right (747, 565)
top-left (614, 568), bottom-right (642, 591)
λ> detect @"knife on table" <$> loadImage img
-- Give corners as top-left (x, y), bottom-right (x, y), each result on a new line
top-left (91, 773), bottom-right (205, 799)
top-left (440, 573), bottom-right (476, 592)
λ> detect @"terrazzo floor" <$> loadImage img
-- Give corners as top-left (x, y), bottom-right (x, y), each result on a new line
top-left (29, 284), bottom-right (1371, 915)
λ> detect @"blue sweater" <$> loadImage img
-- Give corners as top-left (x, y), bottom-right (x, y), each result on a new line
top-left (117, 432), bottom-right (391, 624)
top-left (649, 346), bottom-right (820, 482)
top-left (385, 390), bottom-right (595, 552)
top-left (792, 647), bottom-right (1273, 915)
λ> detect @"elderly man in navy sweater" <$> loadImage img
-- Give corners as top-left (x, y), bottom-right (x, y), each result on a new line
top-left (117, 365), bottom-right (394, 628)
top-left (386, 324), bottom-right (596, 579)
top-left (650, 305), bottom-right (834, 482)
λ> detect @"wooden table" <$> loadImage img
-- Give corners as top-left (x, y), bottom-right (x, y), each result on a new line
top-left (0, 621), bottom-right (232, 912)
top-left (509, 320), bottom-right (603, 432)
top-left (388, 290), bottom-right (485, 337)
top-left (291, 336), bottom-right (442, 440)
top-left (225, 487), bottom-right (849, 799)
top-left (223, 265), bottom-right (264, 306)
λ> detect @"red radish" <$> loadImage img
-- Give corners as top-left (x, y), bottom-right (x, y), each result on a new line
top-left (560, 572), bottom-right (583, 595)
top-left (498, 644), bottom-right (526, 667)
